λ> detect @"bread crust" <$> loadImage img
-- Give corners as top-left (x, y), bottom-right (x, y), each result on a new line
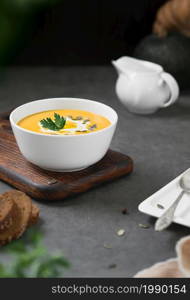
top-left (0, 196), bottom-right (17, 232)
top-left (28, 203), bottom-right (40, 226)
top-left (3, 190), bottom-right (32, 238)
top-left (0, 201), bottom-right (22, 245)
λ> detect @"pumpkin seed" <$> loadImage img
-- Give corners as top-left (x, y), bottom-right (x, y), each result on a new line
top-left (103, 243), bottom-right (112, 249)
top-left (108, 264), bottom-right (117, 269)
top-left (117, 229), bottom-right (125, 236)
top-left (83, 119), bottom-right (90, 124)
top-left (67, 116), bottom-right (83, 120)
top-left (89, 124), bottom-right (97, 131)
top-left (138, 224), bottom-right (150, 229)
top-left (157, 204), bottom-right (165, 209)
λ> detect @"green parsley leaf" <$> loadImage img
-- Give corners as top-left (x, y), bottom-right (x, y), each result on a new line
top-left (54, 113), bottom-right (66, 129)
top-left (40, 113), bottom-right (66, 131)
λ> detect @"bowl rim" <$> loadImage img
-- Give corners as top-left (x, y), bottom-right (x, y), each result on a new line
top-left (10, 97), bottom-right (118, 138)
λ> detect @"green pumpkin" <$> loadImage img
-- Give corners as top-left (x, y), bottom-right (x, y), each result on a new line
top-left (134, 33), bottom-right (190, 90)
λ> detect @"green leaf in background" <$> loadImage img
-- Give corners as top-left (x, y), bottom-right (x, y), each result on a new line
top-left (0, 228), bottom-right (70, 278)
top-left (1, 0), bottom-right (61, 14)
top-left (0, 0), bottom-right (63, 65)
top-left (0, 264), bottom-right (10, 277)
top-left (36, 256), bottom-right (70, 278)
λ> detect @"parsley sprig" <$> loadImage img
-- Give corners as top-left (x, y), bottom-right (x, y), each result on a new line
top-left (40, 113), bottom-right (66, 131)
top-left (0, 228), bottom-right (70, 278)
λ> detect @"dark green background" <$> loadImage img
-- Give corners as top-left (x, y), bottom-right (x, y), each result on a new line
top-left (0, 0), bottom-right (166, 65)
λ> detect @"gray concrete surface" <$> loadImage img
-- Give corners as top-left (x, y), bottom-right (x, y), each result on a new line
top-left (0, 66), bottom-right (190, 277)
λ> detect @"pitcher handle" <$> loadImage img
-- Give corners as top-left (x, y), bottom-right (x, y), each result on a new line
top-left (161, 72), bottom-right (179, 108)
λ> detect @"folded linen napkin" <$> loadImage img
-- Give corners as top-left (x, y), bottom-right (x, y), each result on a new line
top-left (134, 236), bottom-right (190, 278)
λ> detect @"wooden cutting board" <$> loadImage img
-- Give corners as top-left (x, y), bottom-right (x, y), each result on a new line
top-left (0, 112), bottom-right (133, 201)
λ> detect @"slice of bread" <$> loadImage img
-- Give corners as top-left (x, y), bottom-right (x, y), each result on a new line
top-left (0, 190), bottom-right (40, 246)
top-left (0, 196), bottom-right (17, 231)
top-left (0, 190), bottom-right (32, 245)
top-left (0, 200), bottom-right (22, 245)
top-left (4, 190), bottom-right (32, 238)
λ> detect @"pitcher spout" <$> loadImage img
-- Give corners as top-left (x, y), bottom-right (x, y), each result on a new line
top-left (112, 56), bottom-right (163, 78)
top-left (111, 56), bottom-right (139, 78)
top-left (111, 60), bottom-right (124, 75)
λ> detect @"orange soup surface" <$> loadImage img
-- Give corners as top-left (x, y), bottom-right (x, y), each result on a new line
top-left (17, 109), bottom-right (111, 135)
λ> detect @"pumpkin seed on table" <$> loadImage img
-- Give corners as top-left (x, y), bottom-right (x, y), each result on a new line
top-left (108, 264), bottom-right (117, 269)
top-left (103, 243), bottom-right (112, 249)
top-left (117, 229), bottom-right (125, 236)
top-left (138, 224), bottom-right (150, 229)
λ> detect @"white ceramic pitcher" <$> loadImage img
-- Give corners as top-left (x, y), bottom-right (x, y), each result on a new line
top-left (112, 56), bottom-right (179, 114)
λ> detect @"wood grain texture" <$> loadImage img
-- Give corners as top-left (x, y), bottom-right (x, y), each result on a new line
top-left (0, 112), bottom-right (133, 201)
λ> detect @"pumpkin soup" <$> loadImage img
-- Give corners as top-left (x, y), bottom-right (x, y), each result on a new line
top-left (17, 109), bottom-right (111, 135)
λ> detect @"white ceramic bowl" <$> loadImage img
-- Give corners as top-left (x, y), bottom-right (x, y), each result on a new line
top-left (10, 98), bottom-right (118, 172)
